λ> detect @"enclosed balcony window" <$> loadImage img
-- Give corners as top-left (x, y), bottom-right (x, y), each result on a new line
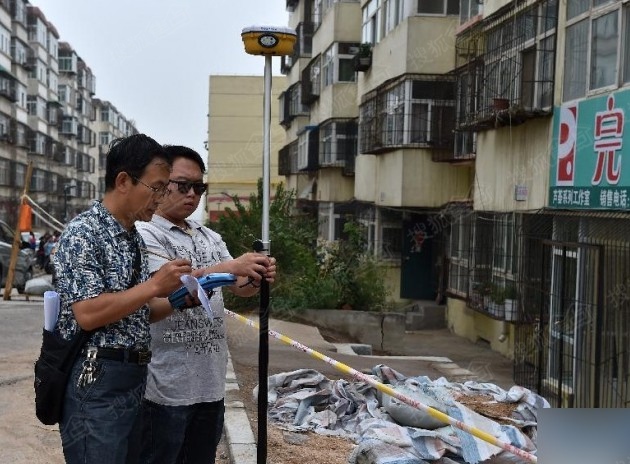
top-left (61, 116), bottom-right (78, 136)
top-left (563, 0), bottom-right (630, 100)
top-left (359, 75), bottom-right (456, 154)
top-left (459, 0), bottom-right (481, 24)
top-left (418, 0), bottom-right (459, 15)
top-left (319, 119), bottom-right (358, 167)
top-left (455, 0), bottom-right (557, 129)
top-left (322, 42), bottom-right (360, 87)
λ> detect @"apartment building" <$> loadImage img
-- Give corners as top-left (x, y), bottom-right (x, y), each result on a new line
top-left (444, 0), bottom-right (629, 408)
top-left (207, 75), bottom-right (287, 222)
top-left (279, 0), bottom-right (630, 408)
top-left (0, 0), bottom-right (136, 228)
top-left (279, 0), bottom-right (471, 301)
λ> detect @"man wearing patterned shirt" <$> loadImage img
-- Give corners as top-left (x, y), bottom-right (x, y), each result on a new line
top-left (136, 145), bottom-right (276, 464)
top-left (52, 134), bottom-right (193, 464)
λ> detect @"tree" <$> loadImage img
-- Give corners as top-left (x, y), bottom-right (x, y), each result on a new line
top-left (212, 180), bottom-right (388, 316)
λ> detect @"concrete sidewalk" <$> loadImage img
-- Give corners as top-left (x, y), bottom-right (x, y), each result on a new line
top-left (222, 314), bottom-right (516, 464)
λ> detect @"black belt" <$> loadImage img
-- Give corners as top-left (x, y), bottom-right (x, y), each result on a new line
top-left (83, 346), bottom-right (152, 365)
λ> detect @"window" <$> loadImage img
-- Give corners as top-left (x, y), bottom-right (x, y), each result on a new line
top-left (100, 131), bottom-right (112, 146)
top-left (322, 43), bottom-right (359, 88)
top-left (384, 0), bottom-right (404, 34)
top-left (61, 116), bottom-right (78, 136)
top-left (313, 0), bottom-right (322, 27)
top-left (319, 119), bottom-right (357, 166)
top-left (15, 163), bottom-right (25, 188)
top-left (30, 169), bottom-right (46, 192)
top-left (362, 0), bottom-right (383, 44)
top-left (10, 38), bottom-right (28, 66)
top-left (297, 127), bottom-right (318, 171)
top-left (590, 11), bottom-right (618, 89)
top-left (59, 52), bottom-right (77, 73)
top-left (563, 1), bottom-right (629, 101)
top-left (418, 0), bottom-right (459, 15)
top-left (492, 213), bottom-right (518, 276)
top-left (27, 95), bottom-right (47, 119)
top-left (359, 76), bottom-right (456, 154)
top-left (460, 0), bottom-right (481, 24)
top-left (563, 20), bottom-right (588, 100)
top-left (0, 158), bottom-right (9, 186)
top-left (447, 210), bottom-right (472, 295)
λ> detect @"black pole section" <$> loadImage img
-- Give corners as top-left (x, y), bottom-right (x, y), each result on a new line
top-left (254, 239), bottom-right (269, 464)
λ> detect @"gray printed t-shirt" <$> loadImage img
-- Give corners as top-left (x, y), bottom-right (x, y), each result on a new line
top-left (136, 215), bottom-right (232, 406)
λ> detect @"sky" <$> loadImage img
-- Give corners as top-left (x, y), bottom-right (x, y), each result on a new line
top-left (32, 0), bottom-right (288, 153)
top-left (32, 0), bottom-right (289, 219)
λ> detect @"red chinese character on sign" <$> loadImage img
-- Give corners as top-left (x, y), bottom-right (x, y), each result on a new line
top-left (592, 95), bottom-right (624, 185)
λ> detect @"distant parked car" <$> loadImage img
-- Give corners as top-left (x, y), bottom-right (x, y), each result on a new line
top-left (0, 220), bottom-right (35, 294)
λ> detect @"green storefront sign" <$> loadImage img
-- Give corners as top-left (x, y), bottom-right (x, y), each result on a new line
top-left (549, 88), bottom-right (630, 209)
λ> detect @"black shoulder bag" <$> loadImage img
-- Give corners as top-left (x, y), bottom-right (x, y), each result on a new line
top-left (34, 244), bottom-right (142, 425)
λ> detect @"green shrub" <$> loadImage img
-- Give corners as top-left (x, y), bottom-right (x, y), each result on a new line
top-left (211, 181), bottom-right (388, 316)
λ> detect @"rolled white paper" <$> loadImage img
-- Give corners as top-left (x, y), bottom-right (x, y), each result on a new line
top-left (43, 291), bottom-right (60, 331)
top-left (180, 275), bottom-right (214, 319)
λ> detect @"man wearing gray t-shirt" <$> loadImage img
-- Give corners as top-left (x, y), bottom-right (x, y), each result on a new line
top-left (136, 145), bottom-right (276, 464)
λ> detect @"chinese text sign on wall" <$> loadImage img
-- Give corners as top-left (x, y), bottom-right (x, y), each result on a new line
top-left (550, 89), bottom-right (630, 210)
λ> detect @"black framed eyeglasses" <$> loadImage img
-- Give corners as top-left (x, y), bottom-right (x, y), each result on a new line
top-left (169, 180), bottom-right (208, 195)
top-left (131, 176), bottom-right (170, 198)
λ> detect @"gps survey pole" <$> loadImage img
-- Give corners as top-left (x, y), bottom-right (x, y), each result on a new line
top-left (241, 25), bottom-right (296, 464)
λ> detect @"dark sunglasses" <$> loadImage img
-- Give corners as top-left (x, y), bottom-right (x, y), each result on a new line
top-left (169, 180), bottom-right (208, 195)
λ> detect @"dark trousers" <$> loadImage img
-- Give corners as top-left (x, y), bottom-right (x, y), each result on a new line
top-left (140, 398), bottom-right (225, 464)
top-left (60, 356), bottom-right (147, 464)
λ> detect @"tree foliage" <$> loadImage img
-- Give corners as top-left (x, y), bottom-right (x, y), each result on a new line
top-left (211, 180), bottom-right (388, 316)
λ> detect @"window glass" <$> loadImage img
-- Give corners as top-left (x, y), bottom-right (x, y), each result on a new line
top-left (563, 20), bottom-right (588, 100)
top-left (567, 0), bottom-right (588, 20)
top-left (447, 0), bottom-right (459, 15)
top-left (418, 0), bottom-right (443, 14)
top-left (538, 36), bottom-right (555, 107)
top-left (593, 0), bottom-right (614, 8)
top-left (542, 0), bottom-right (557, 32)
top-left (590, 11), bottom-right (618, 90)
top-left (339, 58), bottom-right (355, 81)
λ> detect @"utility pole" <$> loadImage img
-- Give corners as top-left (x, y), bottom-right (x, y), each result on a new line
top-left (3, 162), bottom-right (33, 300)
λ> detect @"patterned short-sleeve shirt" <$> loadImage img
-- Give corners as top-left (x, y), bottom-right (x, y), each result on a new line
top-left (52, 201), bottom-right (151, 350)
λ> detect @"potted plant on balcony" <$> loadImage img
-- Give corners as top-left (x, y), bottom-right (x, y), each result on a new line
top-left (489, 285), bottom-right (505, 319)
top-left (503, 284), bottom-right (519, 321)
top-left (354, 42), bottom-right (373, 72)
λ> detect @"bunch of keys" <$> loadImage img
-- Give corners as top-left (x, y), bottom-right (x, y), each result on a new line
top-left (77, 347), bottom-right (98, 388)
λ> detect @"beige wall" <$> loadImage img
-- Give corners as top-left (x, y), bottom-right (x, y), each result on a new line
top-left (354, 155), bottom-right (377, 201)
top-left (207, 75), bottom-right (287, 219)
top-left (316, 169), bottom-right (354, 203)
top-left (312, 83), bottom-right (358, 124)
top-left (473, 118), bottom-right (551, 211)
top-left (312, 2), bottom-right (362, 53)
top-left (359, 15), bottom-right (458, 96)
top-left (356, 149), bottom-right (472, 207)
top-left (447, 298), bottom-right (515, 358)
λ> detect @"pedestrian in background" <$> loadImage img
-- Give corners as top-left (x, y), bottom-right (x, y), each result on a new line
top-left (52, 134), bottom-right (193, 464)
top-left (136, 145), bottom-right (276, 464)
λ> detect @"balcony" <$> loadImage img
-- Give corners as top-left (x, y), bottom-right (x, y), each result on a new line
top-left (454, 0), bottom-right (557, 132)
top-left (359, 74), bottom-right (456, 155)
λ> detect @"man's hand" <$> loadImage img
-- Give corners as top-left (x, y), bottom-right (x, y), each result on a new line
top-left (229, 253), bottom-right (273, 283)
top-left (150, 258), bottom-right (192, 297)
top-left (263, 256), bottom-right (276, 284)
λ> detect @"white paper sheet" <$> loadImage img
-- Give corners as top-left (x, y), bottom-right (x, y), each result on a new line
top-left (180, 275), bottom-right (214, 319)
top-left (43, 290), bottom-right (60, 331)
